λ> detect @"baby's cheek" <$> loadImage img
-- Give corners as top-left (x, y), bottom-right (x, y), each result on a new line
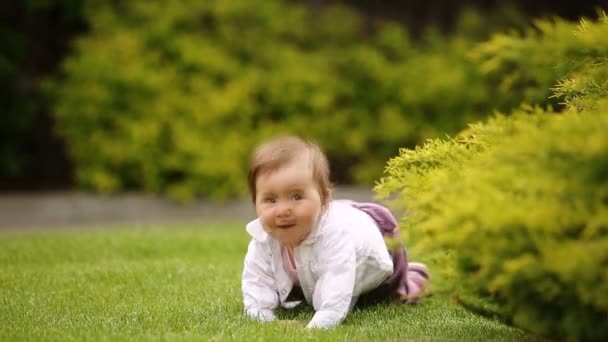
top-left (260, 223), bottom-right (274, 236)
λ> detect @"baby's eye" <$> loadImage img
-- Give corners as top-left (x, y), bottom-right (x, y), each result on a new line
top-left (291, 193), bottom-right (303, 200)
top-left (262, 197), bottom-right (276, 204)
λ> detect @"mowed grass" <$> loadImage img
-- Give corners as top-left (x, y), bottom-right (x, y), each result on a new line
top-left (1, 224), bottom-right (531, 341)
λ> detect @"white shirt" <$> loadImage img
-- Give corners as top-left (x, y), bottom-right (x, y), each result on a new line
top-left (242, 201), bottom-right (394, 329)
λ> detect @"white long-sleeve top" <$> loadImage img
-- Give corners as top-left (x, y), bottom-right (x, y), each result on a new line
top-left (242, 201), bottom-right (394, 329)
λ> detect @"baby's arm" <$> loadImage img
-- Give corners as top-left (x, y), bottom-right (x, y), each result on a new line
top-left (242, 240), bottom-right (279, 322)
top-left (308, 236), bottom-right (357, 329)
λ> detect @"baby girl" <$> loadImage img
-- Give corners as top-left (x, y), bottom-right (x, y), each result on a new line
top-left (242, 136), bottom-right (429, 329)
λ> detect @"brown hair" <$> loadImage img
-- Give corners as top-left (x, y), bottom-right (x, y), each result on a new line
top-left (248, 136), bottom-right (331, 206)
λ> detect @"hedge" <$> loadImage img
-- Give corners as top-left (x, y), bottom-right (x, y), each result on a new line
top-left (375, 14), bottom-right (608, 339)
top-left (469, 12), bottom-right (608, 111)
top-left (49, 0), bottom-right (524, 200)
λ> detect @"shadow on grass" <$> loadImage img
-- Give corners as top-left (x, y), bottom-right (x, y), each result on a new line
top-left (274, 290), bottom-right (411, 323)
top-left (275, 303), bottom-right (315, 321)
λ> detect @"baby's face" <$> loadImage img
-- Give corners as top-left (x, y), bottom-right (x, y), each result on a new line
top-left (254, 158), bottom-right (323, 248)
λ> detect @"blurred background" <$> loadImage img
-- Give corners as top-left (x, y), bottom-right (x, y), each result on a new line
top-left (0, 0), bottom-right (604, 202)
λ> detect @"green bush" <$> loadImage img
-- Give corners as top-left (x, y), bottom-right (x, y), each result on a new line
top-left (470, 12), bottom-right (608, 111)
top-left (49, 0), bottom-right (523, 200)
top-left (375, 15), bottom-right (608, 339)
top-left (378, 105), bottom-right (608, 339)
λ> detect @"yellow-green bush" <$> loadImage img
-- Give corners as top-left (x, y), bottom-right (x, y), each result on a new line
top-left (378, 105), bottom-right (608, 339)
top-left (376, 15), bottom-right (608, 339)
top-left (470, 12), bottom-right (608, 110)
top-left (49, 0), bottom-right (518, 200)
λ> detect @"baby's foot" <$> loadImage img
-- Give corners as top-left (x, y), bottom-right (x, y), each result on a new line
top-left (403, 262), bottom-right (430, 303)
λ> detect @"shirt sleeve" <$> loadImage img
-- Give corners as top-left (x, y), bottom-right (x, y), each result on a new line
top-left (307, 230), bottom-right (357, 329)
top-left (242, 239), bottom-right (279, 322)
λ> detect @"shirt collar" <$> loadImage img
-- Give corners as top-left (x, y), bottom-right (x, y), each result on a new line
top-left (246, 218), bottom-right (268, 242)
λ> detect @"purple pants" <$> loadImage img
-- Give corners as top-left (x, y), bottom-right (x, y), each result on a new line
top-left (348, 201), bottom-right (429, 306)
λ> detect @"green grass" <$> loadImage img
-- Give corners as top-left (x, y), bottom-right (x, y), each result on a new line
top-left (1, 225), bottom-right (532, 341)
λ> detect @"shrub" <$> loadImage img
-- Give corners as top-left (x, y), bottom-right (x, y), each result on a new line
top-left (375, 14), bottom-right (608, 339)
top-left (380, 105), bottom-right (608, 339)
top-left (49, 0), bottom-right (522, 200)
top-left (470, 12), bottom-right (608, 111)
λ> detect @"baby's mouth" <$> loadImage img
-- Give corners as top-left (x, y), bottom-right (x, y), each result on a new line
top-left (276, 223), bottom-right (296, 230)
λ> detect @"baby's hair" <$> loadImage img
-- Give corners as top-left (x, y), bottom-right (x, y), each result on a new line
top-left (248, 136), bottom-right (331, 205)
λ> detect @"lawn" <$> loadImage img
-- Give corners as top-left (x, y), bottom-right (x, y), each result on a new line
top-left (1, 224), bottom-right (532, 341)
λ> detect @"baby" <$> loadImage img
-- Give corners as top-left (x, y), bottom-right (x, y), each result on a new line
top-left (242, 136), bottom-right (429, 329)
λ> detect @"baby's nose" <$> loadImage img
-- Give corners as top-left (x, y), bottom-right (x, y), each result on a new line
top-left (276, 201), bottom-right (293, 216)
